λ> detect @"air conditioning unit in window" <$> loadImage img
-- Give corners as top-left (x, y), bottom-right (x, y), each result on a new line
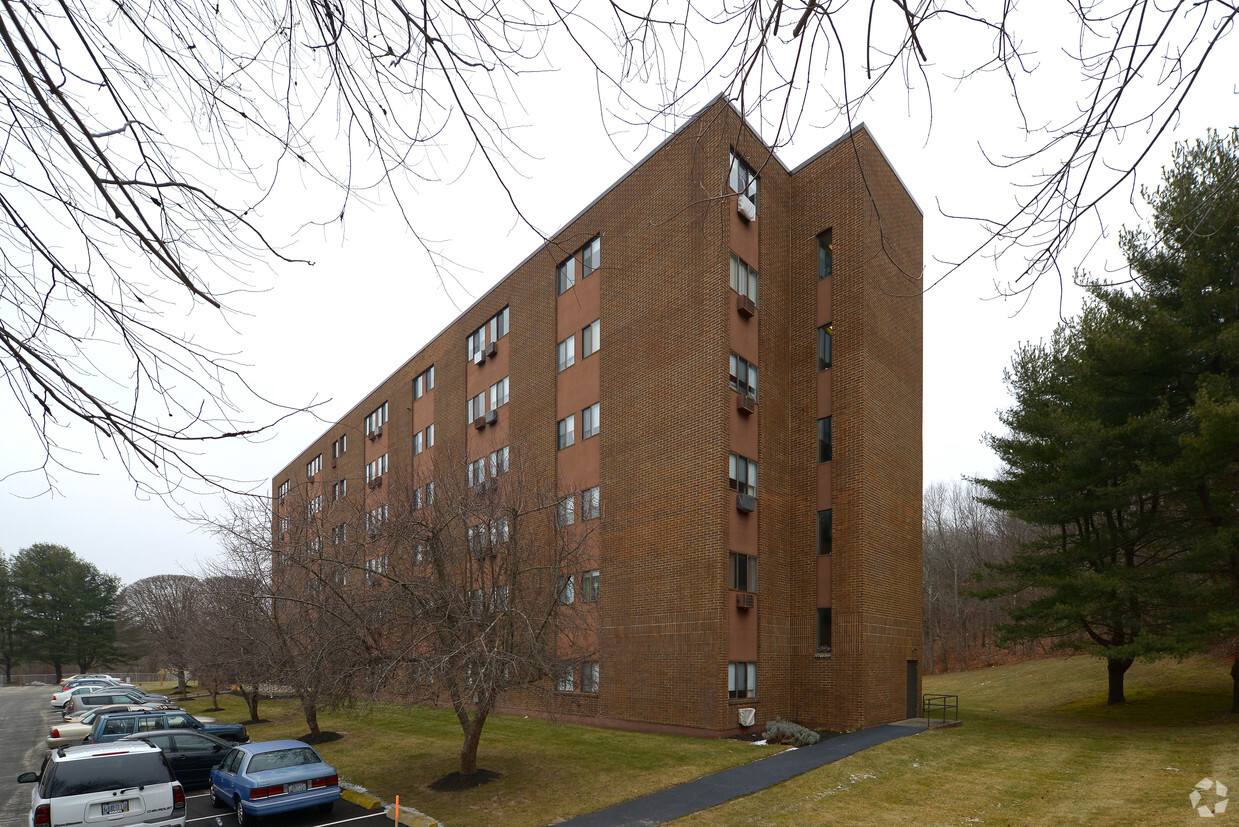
top-left (473, 416), bottom-right (487, 430)
top-left (737, 394), bottom-right (756, 415)
top-left (737, 194), bottom-right (757, 222)
top-left (473, 350), bottom-right (485, 365)
top-left (368, 477), bottom-right (383, 490)
top-left (331, 458), bottom-right (337, 468)
top-left (736, 592), bottom-right (755, 610)
top-left (369, 426), bottom-right (382, 440)
top-left (484, 410), bottom-right (498, 426)
top-left (737, 493), bottom-right (756, 513)
top-left (737, 294), bottom-right (756, 318)
top-left (738, 707), bottom-right (756, 727)
top-left (485, 342), bottom-right (497, 358)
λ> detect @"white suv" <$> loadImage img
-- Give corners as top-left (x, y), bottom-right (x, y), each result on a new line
top-left (17, 741), bottom-right (186, 827)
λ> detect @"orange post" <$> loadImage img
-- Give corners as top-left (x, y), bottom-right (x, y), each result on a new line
top-left (394, 795), bottom-right (399, 823)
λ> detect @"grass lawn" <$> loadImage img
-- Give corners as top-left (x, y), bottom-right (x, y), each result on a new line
top-left (672, 654), bottom-right (1238, 826)
top-left (171, 690), bottom-right (774, 826)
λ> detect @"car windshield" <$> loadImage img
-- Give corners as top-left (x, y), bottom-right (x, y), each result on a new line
top-left (246, 748), bottom-right (321, 773)
top-left (46, 754), bottom-right (170, 796)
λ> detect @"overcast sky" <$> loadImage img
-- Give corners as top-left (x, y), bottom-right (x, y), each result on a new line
top-left (1, 5), bottom-right (1234, 585)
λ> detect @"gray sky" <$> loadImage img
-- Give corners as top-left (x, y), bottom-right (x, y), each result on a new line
top-left (1, 5), bottom-right (1233, 585)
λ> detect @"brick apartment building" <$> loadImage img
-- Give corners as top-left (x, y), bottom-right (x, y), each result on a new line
top-left (272, 97), bottom-right (923, 735)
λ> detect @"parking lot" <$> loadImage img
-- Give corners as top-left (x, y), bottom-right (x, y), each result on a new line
top-left (0, 685), bottom-right (397, 827)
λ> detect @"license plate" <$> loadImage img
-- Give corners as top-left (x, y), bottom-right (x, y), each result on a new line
top-left (101, 801), bottom-right (130, 815)
top-left (287, 782), bottom-right (307, 793)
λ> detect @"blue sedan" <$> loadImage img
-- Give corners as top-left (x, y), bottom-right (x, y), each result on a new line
top-left (209, 740), bottom-right (341, 826)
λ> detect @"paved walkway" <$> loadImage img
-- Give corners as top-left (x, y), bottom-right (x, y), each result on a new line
top-left (558, 721), bottom-right (926, 826)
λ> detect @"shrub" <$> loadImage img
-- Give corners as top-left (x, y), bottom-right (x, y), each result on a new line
top-left (762, 718), bottom-right (820, 747)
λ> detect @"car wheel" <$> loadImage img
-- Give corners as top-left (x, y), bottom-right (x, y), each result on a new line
top-left (318, 803), bottom-right (334, 816)
top-left (235, 799), bottom-right (256, 827)
top-left (211, 787), bottom-right (226, 809)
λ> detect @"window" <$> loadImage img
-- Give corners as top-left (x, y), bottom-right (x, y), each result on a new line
top-left (365, 556), bottom-right (388, 585)
top-left (425, 424), bottom-right (435, 448)
top-left (582, 403), bottom-right (600, 439)
top-left (489, 306), bottom-right (509, 343)
top-left (728, 453), bottom-right (758, 497)
top-left (426, 481), bottom-right (435, 504)
top-left (582, 486), bottom-right (599, 520)
top-left (730, 254), bottom-right (758, 303)
top-left (581, 661), bottom-right (599, 693)
top-left (278, 516), bottom-right (290, 535)
top-left (818, 229), bottom-right (833, 279)
top-left (277, 480), bottom-right (289, 505)
top-left (365, 505), bottom-right (388, 536)
top-left (556, 666), bottom-right (574, 692)
top-left (729, 353), bottom-right (758, 400)
top-left (819, 417), bottom-right (832, 462)
top-left (332, 435), bottom-right (347, 459)
top-left (818, 608), bottom-right (832, 652)
top-left (413, 543), bottom-right (428, 565)
top-left (364, 403), bottom-right (388, 437)
top-left (414, 366), bottom-right (435, 398)
top-left (489, 446), bottom-right (509, 477)
top-left (728, 661), bottom-right (757, 699)
top-left (557, 335), bottom-right (575, 372)
top-left (729, 552), bottom-right (758, 592)
top-left (581, 319), bottom-right (600, 357)
top-left (558, 575), bottom-right (575, 604)
top-left (306, 455), bottom-right (322, 478)
top-left (332, 480), bottom-right (347, 501)
top-left (557, 256), bottom-right (576, 294)
top-left (412, 487), bottom-right (423, 511)
top-left (557, 496), bottom-right (576, 527)
top-left (490, 516), bottom-right (509, 544)
top-left (467, 457), bottom-right (487, 487)
top-left (306, 496), bottom-right (322, 518)
top-left (413, 432), bottom-right (423, 455)
top-left (467, 524), bottom-right (485, 552)
top-left (818, 324), bottom-right (833, 370)
top-left (581, 569), bottom-right (600, 602)
top-left (467, 326), bottom-right (486, 362)
top-left (729, 151), bottom-right (759, 209)
top-left (818, 509), bottom-right (832, 555)
top-left (365, 454), bottom-right (388, 483)
top-left (332, 524), bottom-right (347, 546)
top-left (467, 391), bottom-right (486, 422)
top-left (490, 376), bottom-right (509, 409)
top-left (558, 414), bottom-right (575, 450)
top-left (581, 236), bottom-right (600, 277)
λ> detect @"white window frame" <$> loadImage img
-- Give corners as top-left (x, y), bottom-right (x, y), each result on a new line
top-left (728, 661), bottom-right (757, 699)
top-left (582, 569), bottom-right (600, 602)
top-left (730, 254), bottom-right (758, 303)
top-left (582, 403), bottom-right (600, 439)
top-left (730, 353), bottom-right (758, 400)
top-left (490, 376), bottom-right (509, 409)
top-left (729, 452), bottom-right (758, 497)
top-left (582, 319), bottom-right (600, 357)
top-left (582, 486), bottom-right (600, 520)
top-left (557, 335), bottom-right (575, 372)
top-left (557, 256), bottom-right (576, 294)
top-left (581, 236), bottom-right (600, 277)
top-left (557, 414), bottom-right (575, 450)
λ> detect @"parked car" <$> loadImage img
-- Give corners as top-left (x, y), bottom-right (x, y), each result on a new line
top-left (46, 704), bottom-right (185, 749)
top-left (50, 680), bottom-right (120, 708)
top-left (119, 730), bottom-right (233, 788)
top-left (57, 673), bottom-right (117, 686)
top-left (16, 740), bottom-right (185, 827)
top-left (64, 688), bottom-right (169, 717)
top-left (86, 710), bottom-right (248, 744)
top-left (210, 740), bottom-right (340, 827)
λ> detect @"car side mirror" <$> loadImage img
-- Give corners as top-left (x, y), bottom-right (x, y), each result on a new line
top-left (17, 772), bottom-right (39, 783)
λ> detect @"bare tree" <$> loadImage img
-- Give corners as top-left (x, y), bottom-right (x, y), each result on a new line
top-left (191, 571), bottom-right (276, 723)
top-left (351, 441), bottom-right (599, 777)
top-left (118, 575), bottom-right (200, 694)
top-left (4, 1), bottom-right (1234, 490)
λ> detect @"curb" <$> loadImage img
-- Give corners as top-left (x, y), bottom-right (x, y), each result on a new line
top-left (340, 788), bottom-right (438, 827)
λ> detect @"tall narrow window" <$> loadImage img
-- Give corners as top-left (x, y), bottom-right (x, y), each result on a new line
top-left (582, 486), bottom-right (600, 520)
top-left (306, 455), bottom-right (322, 478)
top-left (728, 662), bottom-right (757, 699)
top-left (818, 509), bottom-right (833, 555)
top-left (364, 403), bottom-right (388, 436)
top-left (818, 608), bottom-right (832, 652)
top-left (557, 496), bottom-right (576, 527)
top-left (414, 366), bottom-right (435, 398)
top-left (557, 256), bottom-right (576, 294)
top-left (581, 661), bottom-right (599, 693)
top-left (729, 151), bottom-right (759, 210)
top-left (581, 569), bottom-right (600, 602)
top-left (581, 236), bottom-right (600, 276)
top-left (467, 391), bottom-right (486, 422)
top-left (729, 552), bottom-right (758, 592)
top-left (581, 319), bottom-right (600, 357)
top-left (729, 254), bottom-right (758, 303)
top-left (558, 335), bottom-right (575, 372)
top-left (819, 417), bottom-right (832, 462)
top-left (818, 325), bottom-right (833, 370)
top-left (557, 415), bottom-right (575, 450)
top-left (818, 229), bottom-right (833, 279)
top-left (729, 353), bottom-right (758, 399)
top-left (558, 575), bottom-right (575, 604)
top-left (490, 306), bottom-right (509, 342)
top-left (413, 432), bottom-right (424, 455)
top-left (490, 376), bottom-right (509, 409)
top-left (582, 403), bottom-right (600, 439)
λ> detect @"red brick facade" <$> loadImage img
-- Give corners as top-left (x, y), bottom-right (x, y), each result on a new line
top-left (273, 98), bottom-right (923, 735)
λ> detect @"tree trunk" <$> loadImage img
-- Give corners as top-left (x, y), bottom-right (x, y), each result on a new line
top-left (459, 710), bottom-right (489, 775)
top-left (210, 686), bottom-right (219, 708)
top-left (1230, 655), bottom-right (1239, 714)
top-left (177, 669), bottom-right (187, 695)
top-left (244, 687), bottom-right (261, 721)
top-left (1107, 657), bottom-right (1133, 705)
top-left (303, 700), bottom-right (320, 738)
